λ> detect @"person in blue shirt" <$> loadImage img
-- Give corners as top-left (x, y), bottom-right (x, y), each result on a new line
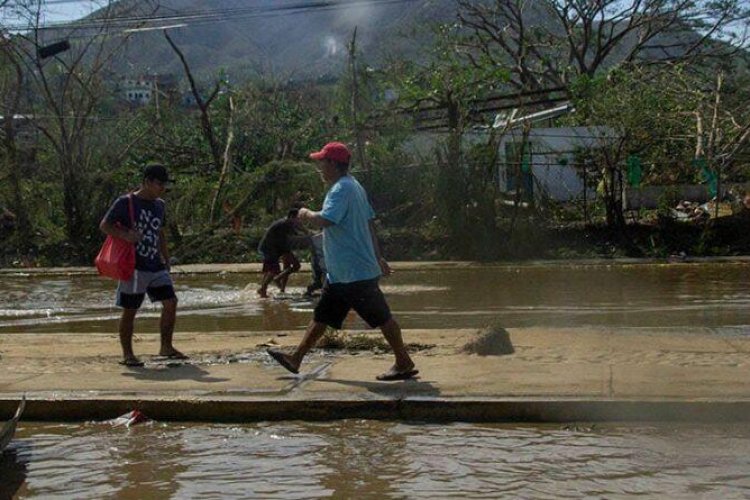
top-left (100, 164), bottom-right (186, 367)
top-left (267, 142), bottom-right (417, 381)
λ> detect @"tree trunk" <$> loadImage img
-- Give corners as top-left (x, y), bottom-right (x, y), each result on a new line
top-left (209, 95), bottom-right (235, 224)
top-left (61, 164), bottom-right (84, 245)
top-left (348, 28), bottom-right (368, 185)
top-left (164, 31), bottom-right (223, 175)
top-left (1, 55), bottom-right (28, 239)
top-left (2, 119), bottom-right (28, 236)
top-left (442, 97), bottom-right (463, 239)
top-left (603, 164), bottom-right (622, 228)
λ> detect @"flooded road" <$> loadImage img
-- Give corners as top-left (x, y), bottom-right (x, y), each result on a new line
top-left (2, 262), bottom-right (750, 334)
top-left (3, 420), bottom-right (750, 499)
top-left (3, 262), bottom-right (750, 498)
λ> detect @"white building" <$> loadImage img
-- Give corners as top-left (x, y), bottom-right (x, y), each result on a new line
top-left (494, 104), bottom-right (614, 202)
top-left (119, 74), bottom-right (177, 106)
top-left (120, 76), bottom-right (155, 105)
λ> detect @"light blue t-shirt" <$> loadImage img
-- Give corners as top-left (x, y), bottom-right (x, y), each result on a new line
top-left (320, 175), bottom-right (381, 284)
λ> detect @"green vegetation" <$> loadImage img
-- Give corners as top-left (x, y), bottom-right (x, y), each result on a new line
top-left (1, 1), bottom-right (750, 267)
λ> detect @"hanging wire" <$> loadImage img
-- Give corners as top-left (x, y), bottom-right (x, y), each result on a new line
top-left (2, 0), bottom-right (422, 33)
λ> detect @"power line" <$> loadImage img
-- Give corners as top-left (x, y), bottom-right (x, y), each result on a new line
top-left (3, 0), bottom-right (421, 31)
top-left (4, 0), bottom-right (100, 5)
top-left (7, 110), bottom-right (710, 144)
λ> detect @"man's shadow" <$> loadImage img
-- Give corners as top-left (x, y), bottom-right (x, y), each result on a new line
top-left (0, 446), bottom-right (28, 498)
top-left (317, 377), bottom-right (441, 398)
top-left (121, 362), bottom-right (229, 383)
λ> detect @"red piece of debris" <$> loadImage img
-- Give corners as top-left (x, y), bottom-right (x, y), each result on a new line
top-left (110, 410), bottom-right (150, 428)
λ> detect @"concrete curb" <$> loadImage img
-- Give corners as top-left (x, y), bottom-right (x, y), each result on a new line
top-left (3, 398), bottom-right (750, 423)
top-left (3, 257), bottom-right (750, 276)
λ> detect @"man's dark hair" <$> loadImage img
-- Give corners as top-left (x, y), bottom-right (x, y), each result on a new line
top-left (287, 208), bottom-right (299, 218)
top-left (333, 160), bottom-right (349, 173)
top-left (143, 163), bottom-right (169, 183)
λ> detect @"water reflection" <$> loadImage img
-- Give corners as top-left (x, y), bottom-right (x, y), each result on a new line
top-left (10, 421), bottom-right (750, 498)
top-left (114, 428), bottom-right (186, 499)
top-left (3, 263), bottom-right (750, 333)
top-left (259, 300), bottom-right (307, 331)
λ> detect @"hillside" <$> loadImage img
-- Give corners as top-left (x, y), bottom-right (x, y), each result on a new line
top-left (96, 0), bottom-right (464, 81)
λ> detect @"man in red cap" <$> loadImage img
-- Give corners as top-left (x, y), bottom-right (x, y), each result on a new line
top-left (267, 141), bottom-right (418, 380)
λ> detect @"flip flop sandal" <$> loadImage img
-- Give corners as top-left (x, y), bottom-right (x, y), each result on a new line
top-left (161, 353), bottom-right (189, 360)
top-left (376, 368), bottom-right (419, 381)
top-left (267, 349), bottom-right (299, 374)
top-left (119, 359), bottom-right (145, 367)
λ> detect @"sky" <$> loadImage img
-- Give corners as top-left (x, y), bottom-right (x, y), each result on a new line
top-left (1, 0), bottom-right (95, 26)
top-left (43, 1), bottom-right (94, 22)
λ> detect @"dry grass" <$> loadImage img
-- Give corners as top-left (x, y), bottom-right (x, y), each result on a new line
top-left (316, 329), bottom-right (390, 351)
top-left (317, 329), bottom-right (433, 353)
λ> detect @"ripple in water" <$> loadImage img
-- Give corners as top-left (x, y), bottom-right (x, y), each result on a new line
top-left (4, 421), bottom-right (750, 499)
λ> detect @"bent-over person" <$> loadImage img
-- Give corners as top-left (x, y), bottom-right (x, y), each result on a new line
top-left (257, 209), bottom-right (304, 298)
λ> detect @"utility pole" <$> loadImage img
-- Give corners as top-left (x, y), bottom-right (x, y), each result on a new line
top-left (348, 27), bottom-right (368, 185)
top-left (710, 71), bottom-right (724, 219)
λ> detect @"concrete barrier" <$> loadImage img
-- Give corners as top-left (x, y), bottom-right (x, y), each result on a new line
top-left (622, 185), bottom-right (718, 211)
top-left (4, 397), bottom-right (750, 423)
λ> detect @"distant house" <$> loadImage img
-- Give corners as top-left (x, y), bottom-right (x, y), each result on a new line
top-left (494, 104), bottom-right (614, 202)
top-left (0, 114), bottom-right (39, 153)
top-left (118, 74), bottom-right (177, 106)
top-left (402, 102), bottom-right (615, 203)
top-left (0, 114), bottom-right (35, 140)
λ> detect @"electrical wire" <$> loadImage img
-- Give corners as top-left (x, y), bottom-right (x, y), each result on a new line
top-left (3, 0), bottom-right (421, 32)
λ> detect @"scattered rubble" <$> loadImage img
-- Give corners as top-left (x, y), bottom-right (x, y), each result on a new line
top-left (461, 325), bottom-right (515, 356)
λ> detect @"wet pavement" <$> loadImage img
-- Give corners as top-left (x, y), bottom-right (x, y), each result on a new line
top-left (1, 326), bottom-right (750, 422)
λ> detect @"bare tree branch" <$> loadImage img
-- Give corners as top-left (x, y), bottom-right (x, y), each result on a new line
top-left (457, 0), bottom-right (750, 94)
top-left (163, 29), bottom-right (223, 174)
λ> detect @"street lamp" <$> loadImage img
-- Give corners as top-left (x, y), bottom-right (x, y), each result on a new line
top-left (37, 39), bottom-right (70, 59)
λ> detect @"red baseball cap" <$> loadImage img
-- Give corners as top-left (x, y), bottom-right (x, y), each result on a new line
top-left (309, 142), bottom-right (351, 164)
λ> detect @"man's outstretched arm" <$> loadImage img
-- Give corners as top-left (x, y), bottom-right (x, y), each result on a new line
top-left (298, 207), bottom-right (334, 228)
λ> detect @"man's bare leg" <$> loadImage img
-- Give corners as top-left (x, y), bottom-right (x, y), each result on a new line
top-left (273, 268), bottom-right (293, 292)
top-left (119, 308), bottom-right (139, 363)
top-left (158, 298), bottom-right (185, 358)
top-left (379, 317), bottom-right (415, 372)
top-left (268, 320), bottom-right (328, 372)
top-left (257, 271), bottom-right (276, 297)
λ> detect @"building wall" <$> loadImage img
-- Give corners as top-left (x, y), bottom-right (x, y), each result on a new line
top-left (497, 127), bottom-right (613, 201)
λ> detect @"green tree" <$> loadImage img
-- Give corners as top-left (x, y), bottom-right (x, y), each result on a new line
top-left (383, 23), bottom-right (509, 251)
top-left (458, 0), bottom-right (750, 95)
top-left (6, 1), bottom-right (156, 255)
top-left (567, 67), bottom-right (695, 227)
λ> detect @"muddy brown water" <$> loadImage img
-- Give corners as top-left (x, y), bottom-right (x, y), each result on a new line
top-left (2, 421), bottom-right (750, 498)
top-left (3, 262), bottom-right (750, 497)
top-left (2, 262), bottom-right (750, 334)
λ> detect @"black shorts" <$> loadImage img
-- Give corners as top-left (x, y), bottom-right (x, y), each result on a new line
top-left (314, 278), bottom-right (392, 329)
top-left (116, 270), bottom-right (176, 310)
top-left (118, 286), bottom-right (176, 309)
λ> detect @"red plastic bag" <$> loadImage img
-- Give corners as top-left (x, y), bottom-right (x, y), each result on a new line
top-left (95, 235), bottom-right (135, 281)
top-left (95, 194), bottom-right (135, 281)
